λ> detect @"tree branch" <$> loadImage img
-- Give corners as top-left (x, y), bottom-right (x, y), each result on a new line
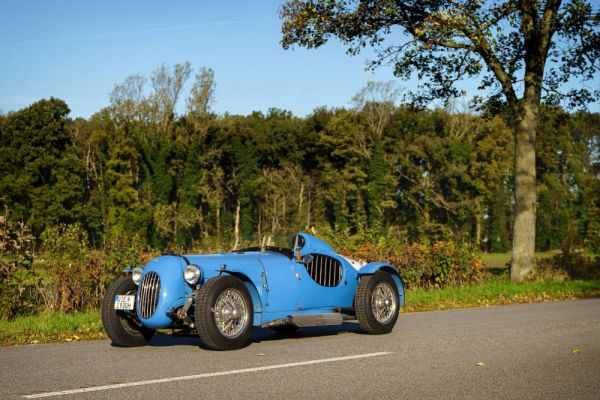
top-left (519, 0), bottom-right (537, 43)
top-left (441, 3), bottom-right (520, 105)
top-left (468, 26), bottom-right (519, 105)
top-left (540, 0), bottom-right (562, 56)
top-left (393, 6), bottom-right (475, 51)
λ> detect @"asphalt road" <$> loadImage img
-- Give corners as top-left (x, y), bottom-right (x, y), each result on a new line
top-left (1, 299), bottom-right (599, 400)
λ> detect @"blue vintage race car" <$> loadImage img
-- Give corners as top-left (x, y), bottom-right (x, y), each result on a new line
top-left (102, 233), bottom-right (405, 350)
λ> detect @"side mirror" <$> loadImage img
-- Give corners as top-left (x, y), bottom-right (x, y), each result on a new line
top-left (301, 254), bottom-right (313, 265)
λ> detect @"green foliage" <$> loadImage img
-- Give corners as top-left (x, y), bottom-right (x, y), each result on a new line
top-left (535, 108), bottom-right (600, 251)
top-left (280, 0), bottom-right (599, 108)
top-left (366, 136), bottom-right (386, 230)
top-left (0, 209), bottom-right (36, 319)
top-left (1, 63), bottom-right (599, 318)
top-left (405, 278), bottom-right (600, 312)
top-left (280, 0), bottom-right (599, 280)
top-left (2, 94), bottom-right (598, 256)
top-left (35, 224), bottom-right (145, 313)
top-left (3, 75), bottom-right (593, 256)
top-left (340, 239), bottom-right (483, 289)
top-left (41, 224), bottom-right (88, 262)
top-left (536, 251), bottom-right (600, 281)
top-left (232, 134), bottom-right (258, 240)
top-left (102, 230), bottom-right (145, 275)
top-left (0, 310), bottom-right (104, 345)
top-left (0, 98), bottom-right (85, 236)
top-left (39, 224), bottom-right (89, 313)
top-left (486, 182), bottom-right (511, 252)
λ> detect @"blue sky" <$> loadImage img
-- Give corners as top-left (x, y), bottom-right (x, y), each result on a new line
top-left (0, 1), bottom-right (597, 118)
top-left (0, 0), bottom-right (398, 117)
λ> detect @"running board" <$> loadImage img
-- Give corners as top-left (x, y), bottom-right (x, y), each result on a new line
top-left (289, 313), bottom-right (344, 327)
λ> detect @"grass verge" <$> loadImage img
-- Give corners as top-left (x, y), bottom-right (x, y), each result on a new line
top-left (478, 251), bottom-right (559, 269)
top-left (2, 279), bottom-right (600, 346)
top-left (404, 279), bottom-right (600, 312)
top-left (0, 311), bottom-right (104, 346)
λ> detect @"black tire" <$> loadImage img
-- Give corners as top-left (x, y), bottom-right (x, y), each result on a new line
top-left (271, 324), bottom-right (299, 335)
top-left (195, 275), bottom-right (254, 350)
top-left (354, 270), bottom-right (400, 334)
top-left (102, 277), bottom-right (155, 347)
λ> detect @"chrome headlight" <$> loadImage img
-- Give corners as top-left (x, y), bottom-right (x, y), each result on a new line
top-left (132, 266), bottom-right (144, 285)
top-left (184, 264), bottom-right (202, 285)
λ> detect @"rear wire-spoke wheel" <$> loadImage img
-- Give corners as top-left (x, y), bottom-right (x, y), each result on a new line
top-left (371, 281), bottom-right (397, 324)
top-left (101, 277), bottom-right (155, 347)
top-left (195, 275), bottom-right (253, 350)
top-left (355, 271), bottom-right (400, 334)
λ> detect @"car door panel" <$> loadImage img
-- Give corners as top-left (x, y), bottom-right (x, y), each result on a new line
top-left (296, 253), bottom-right (346, 309)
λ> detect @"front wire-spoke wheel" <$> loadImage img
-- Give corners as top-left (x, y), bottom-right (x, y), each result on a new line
top-left (195, 275), bottom-right (253, 350)
top-left (101, 277), bottom-right (155, 347)
top-left (213, 288), bottom-right (250, 339)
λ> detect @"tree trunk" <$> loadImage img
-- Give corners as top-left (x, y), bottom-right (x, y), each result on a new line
top-left (306, 183), bottom-right (312, 230)
top-left (298, 183), bottom-right (304, 219)
top-left (233, 200), bottom-right (240, 250)
top-left (510, 101), bottom-right (538, 282)
top-left (475, 214), bottom-right (481, 248)
top-left (257, 204), bottom-right (262, 243)
top-left (216, 207), bottom-right (221, 241)
top-left (474, 198), bottom-right (482, 249)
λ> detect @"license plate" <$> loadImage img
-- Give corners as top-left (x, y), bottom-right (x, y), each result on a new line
top-left (114, 295), bottom-right (135, 310)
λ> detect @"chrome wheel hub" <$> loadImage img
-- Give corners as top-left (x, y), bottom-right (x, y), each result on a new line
top-left (213, 288), bottom-right (248, 339)
top-left (371, 282), bottom-right (397, 324)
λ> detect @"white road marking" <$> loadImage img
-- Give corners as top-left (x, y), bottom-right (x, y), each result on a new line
top-left (23, 351), bottom-right (392, 399)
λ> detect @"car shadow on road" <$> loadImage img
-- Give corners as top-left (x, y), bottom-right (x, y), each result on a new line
top-left (145, 322), bottom-right (364, 349)
top-left (146, 333), bottom-right (202, 347)
top-left (250, 322), bottom-right (363, 345)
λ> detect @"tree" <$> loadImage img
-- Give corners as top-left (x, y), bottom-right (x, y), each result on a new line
top-left (319, 110), bottom-right (369, 233)
top-left (150, 62), bottom-right (192, 132)
top-left (187, 67), bottom-right (216, 126)
top-left (352, 81), bottom-right (401, 229)
top-left (109, 74), bottom-right (147, 125)
top-left (281, 0), bottom-right (600, 281)
top-left (0, 98), bottom-right (85, 236)
top-left (352, 81), bottom-right (401, 141)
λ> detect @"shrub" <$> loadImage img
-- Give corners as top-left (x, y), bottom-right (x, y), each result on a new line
top-left (0, 209), bottom-right (37, 319)
top-left (36, 226), bottom-right (148, 313)
top-left (99, 230), bottom-right (147, 302)
top-left (39, 224), bottom-right (89, 313)
top-left (536, 250), bottom-right (600, 280)
top-left (340, 240), bottom-right (483, 289)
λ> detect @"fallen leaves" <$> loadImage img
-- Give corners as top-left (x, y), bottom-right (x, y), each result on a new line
top-left (571, 348), bottom-right (582, 354)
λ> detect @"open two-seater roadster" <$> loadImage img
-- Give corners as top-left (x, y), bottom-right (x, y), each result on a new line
top-left (102, 233), bottom-right (405, 350)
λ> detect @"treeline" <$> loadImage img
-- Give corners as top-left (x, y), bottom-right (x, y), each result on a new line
top-left (1, 63), bottom-right (599, 254)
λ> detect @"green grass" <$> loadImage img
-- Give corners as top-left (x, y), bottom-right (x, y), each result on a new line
top-left (2, 279), bottom-right (600, 346)
top-left (0, 311), bottom-right (104, 346)
top-left (404, 278), bottom-right (600, 312)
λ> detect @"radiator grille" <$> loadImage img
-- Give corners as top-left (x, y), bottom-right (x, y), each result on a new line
top-left (303, 254), bottom-right (342, 287)
top-left (138, 271), bottom-right (160, 319)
